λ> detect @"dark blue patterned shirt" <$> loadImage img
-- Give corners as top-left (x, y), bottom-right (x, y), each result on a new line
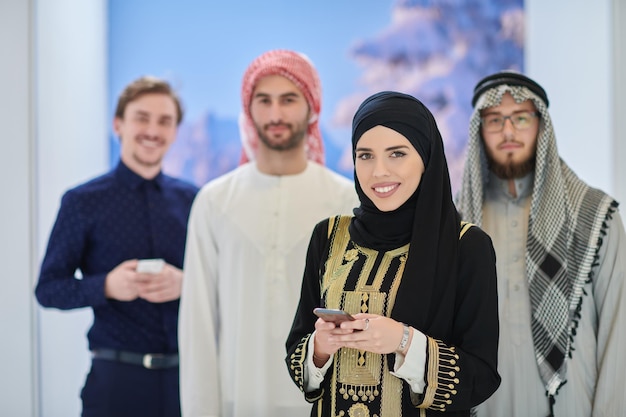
top-left (35, 161), bottom-right (198, 354)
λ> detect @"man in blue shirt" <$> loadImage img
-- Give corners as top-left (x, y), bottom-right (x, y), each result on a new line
top-left (35, 76), bottom-right (198, 417)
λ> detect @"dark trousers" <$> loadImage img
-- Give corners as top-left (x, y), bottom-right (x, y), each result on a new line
top-left (81, 358), bottom-right (181, 417)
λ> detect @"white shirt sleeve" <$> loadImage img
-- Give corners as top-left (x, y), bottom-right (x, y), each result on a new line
top-left (178, 190), bottom-right (221, 417)
top-left (390, 328), bottom-right (427, 394)
top-left (591, 210), bottom-right (626, 415)
top-left (303, 332), bottom-right (334, 392)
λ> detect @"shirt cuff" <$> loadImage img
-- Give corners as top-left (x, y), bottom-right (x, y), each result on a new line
top-left (84, 272), bottom-right (110, 307)
top-left (390, 327), bottom-right (427, 394)
top-left (304, 331), bottom-right (333, 392)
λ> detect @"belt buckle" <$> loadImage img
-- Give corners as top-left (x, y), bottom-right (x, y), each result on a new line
top-left (142, 353), bottom-right (164, 369)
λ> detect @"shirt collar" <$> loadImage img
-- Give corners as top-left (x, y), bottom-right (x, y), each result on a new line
top-left (487, 170), bottom-right (534, 200)
top-left (114, 160), bottom-right (164, 190)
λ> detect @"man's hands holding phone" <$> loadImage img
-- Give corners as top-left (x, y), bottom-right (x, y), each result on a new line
top-left (104, 259), bottom-right (183, 303)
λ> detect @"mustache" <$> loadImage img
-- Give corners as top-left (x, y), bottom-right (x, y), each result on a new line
top-left (496, 139), bottom-right (523, 149)
top-left (264, 122), bottom-right (291, 129)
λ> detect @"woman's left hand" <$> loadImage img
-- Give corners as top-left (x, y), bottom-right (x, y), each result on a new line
top-left (330, 313), bottom-right (408, 354)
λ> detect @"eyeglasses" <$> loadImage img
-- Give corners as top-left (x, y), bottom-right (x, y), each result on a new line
top-left (480, 111), bottom-right (540, 133)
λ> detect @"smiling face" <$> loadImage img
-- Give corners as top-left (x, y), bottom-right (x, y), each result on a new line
top-left (480, 92), bottom-right (540, 179)
top-left (249, 74), bottom-right (310, 153)
top-left (355, 125), bottom-right (425, 212)
top-left (114, 93), bottom-right (178, 178)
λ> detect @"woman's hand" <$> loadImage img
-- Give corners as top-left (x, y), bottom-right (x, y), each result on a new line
top-left (313, 316), bottom-right (355, 366)
top-left (329, 313), bottom-right (412, 355)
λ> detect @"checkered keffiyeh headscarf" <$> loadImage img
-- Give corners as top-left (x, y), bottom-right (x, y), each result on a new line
top-left (238, 49), bottom-right (325, 165)
top-left (458, 72), bottom-right (617, 402)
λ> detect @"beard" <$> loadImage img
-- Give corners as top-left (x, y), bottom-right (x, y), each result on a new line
top-left (485, 148), bottom-right (536, 180)
top-left (255, 121), bottom-right (308, 152)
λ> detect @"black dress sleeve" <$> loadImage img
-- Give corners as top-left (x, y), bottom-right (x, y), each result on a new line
top-left (413, 225), bottom-right (501, 413)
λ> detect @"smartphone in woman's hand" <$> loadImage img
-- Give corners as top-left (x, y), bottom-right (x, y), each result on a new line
top-left (313, 308), bottom-right (355, 326)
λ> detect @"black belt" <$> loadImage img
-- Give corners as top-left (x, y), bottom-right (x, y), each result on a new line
top-left (91, 349), bottom-right (179, 369)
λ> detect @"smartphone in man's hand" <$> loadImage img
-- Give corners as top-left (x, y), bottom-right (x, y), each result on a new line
top-left (136, 258), bottom-right (165, 274)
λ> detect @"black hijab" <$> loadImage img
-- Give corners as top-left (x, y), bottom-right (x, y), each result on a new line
top-left (349, 91), bottom-right (461, 336)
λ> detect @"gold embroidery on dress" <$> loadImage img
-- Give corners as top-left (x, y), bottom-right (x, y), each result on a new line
top-left (321, 217), bottom-right (468, 415)
top-left (380, 357), bottom-right (403, 417)
top-left (322, 216), bottom-right (409, 417)
top-left (459, 221), bottom-right (474, 240)
top-left (323, 217), bottom-right (353, 309)
top-left (348, 403), bottom-right (370, 417)
top-left (289, 334), bottom-right (326, 403)
top-left (418, 337), bottom-right (460, 411)
top-left (345, 249), bottom-right (359, 262)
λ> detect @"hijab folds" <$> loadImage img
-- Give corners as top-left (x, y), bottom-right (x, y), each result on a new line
top-left (349, 91), bottom-right (461, 336)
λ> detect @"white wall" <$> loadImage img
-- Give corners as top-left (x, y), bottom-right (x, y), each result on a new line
top-left (526, 0), bottom-right (614, 195)
top-left (34, 1), bottom-right (108, 416)
top-left (0, 1), bottom-right (621, 416)
top-left (613, 0), bottom-right (626, 205)
top-left (0, 0), bottom-right (37, 415)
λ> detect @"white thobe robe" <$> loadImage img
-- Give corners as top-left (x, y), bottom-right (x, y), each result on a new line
top-left (475, 173), bottom-right (626, 417)
top-left (179, 162), bottom-right (359, 417)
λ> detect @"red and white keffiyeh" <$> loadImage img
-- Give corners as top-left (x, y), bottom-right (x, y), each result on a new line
top-left (239, 49), bottom-right (325, 165)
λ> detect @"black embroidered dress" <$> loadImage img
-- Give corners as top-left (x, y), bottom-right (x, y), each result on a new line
top-left (286, 91), bottom-right (500, 417)
top-left (286, 216), bottom-right (500, 417)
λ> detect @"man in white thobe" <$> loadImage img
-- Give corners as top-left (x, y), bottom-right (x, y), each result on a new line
top-left (178, 49), bottom-right (359, 417)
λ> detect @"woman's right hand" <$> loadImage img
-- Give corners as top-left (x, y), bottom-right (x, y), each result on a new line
top-left (313, 318), bottom-right (351, 366)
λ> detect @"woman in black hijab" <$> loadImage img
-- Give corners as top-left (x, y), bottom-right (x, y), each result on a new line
top-left (286, 92), bottom-right (500, 416)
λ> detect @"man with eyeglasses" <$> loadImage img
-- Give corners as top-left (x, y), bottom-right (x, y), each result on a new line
top-left (457, 71), bottom-right (626, 417)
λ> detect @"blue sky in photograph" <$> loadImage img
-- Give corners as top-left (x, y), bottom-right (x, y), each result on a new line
top-left (109, 0), bottom-right (392, 125)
